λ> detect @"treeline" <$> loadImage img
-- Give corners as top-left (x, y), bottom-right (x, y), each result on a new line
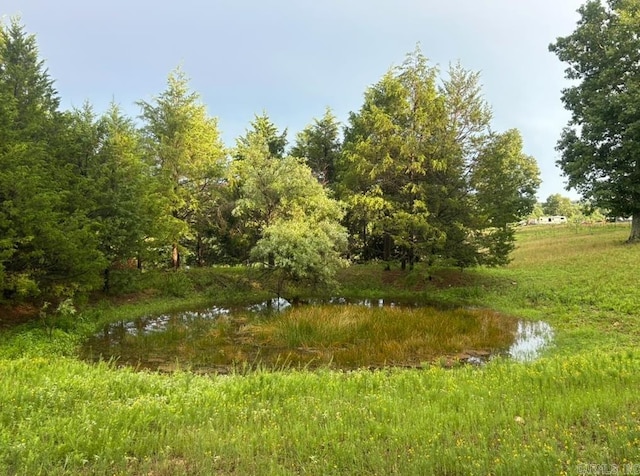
top-left (0, 19), bottom-right (541, 303)
top-left (530, 194), bottom-right (607, 222)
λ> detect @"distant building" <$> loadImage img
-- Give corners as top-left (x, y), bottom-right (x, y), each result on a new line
top-left (533, 215), bottom-right (567, 225)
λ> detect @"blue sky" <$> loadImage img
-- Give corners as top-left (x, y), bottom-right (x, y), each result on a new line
top-left (3, 0), bottom-right (585, 200)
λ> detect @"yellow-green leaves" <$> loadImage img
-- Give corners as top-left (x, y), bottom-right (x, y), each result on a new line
top-left (138, 68), bottom-right (226, 267)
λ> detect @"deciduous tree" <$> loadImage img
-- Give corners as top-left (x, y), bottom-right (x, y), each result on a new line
top-left (471, 129), bottom-right (540, 265)
top-left (232, 133), bottom-right (347, 295)
top-left (550, 0), bottom-right (640, 241)
top-left (542, 193), bottom-right (578, 217)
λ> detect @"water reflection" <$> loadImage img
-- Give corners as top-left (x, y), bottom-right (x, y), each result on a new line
top-left (507, 320), bottom-right (554, 362)
top-left (85, 299), bottom-right (554, 368)
top-left (247, 297), bottom-right (291, 313)
top-left (96, 306), bottom-right (230, 338)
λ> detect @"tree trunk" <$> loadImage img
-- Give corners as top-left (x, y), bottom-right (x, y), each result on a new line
top-left (383, 233), bottom-right (392, 262)
top-left (196, 234), bottom-right (203, 266)
top-left (628, 212), bottom-right (640, 242)
top-left (172, 243), bottom-right (180, 269)
top-left (409, 246), bottom-right (415, 271)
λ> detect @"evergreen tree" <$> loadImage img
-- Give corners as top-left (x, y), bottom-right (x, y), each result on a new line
top-left (0, 19), bottom-right (105, 300)
top-left (138, 68), bottom-right (226, 268)
top-left (338, 47), bottom-right (540, 268)
top-left (291, 107), bottom-right (341, 185)
top-left (339, 48), bottom-right (451, 267)
top-left (89, 104), bottom-right (162, 288)
top-left (235, 112), bottom-right (287, 160)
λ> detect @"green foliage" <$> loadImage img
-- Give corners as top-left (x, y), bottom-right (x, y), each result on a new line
top-left (138, 68), bottom-right (226, 267)
top-left (159, 271), bottom-right (196, 298)
top-left (0, 352), bottom-right (639, 474)
top-left (1, 225), bottom-right (640, 473)
top-left (339, 47), bottom-right (540, 268)
top-left (0, 19), bottom-right (106, 299)
top-left (250, 216), bottom-right (348, 296)
top-left (291, 107), bottom-right (342, 185)
top-left (39, 297), bottom-right (76, 337)
top-left (232, 141), bottom-right (348, 296)
top-left (339, 49), bottom-right (448, 264)
top-left (235, 112), bottom-right (288, 160)
top-left (92, 104), bottom-right (160, 268)
top-left (550, 0), bottom-right (640, 240)
top-left (542, 193), bottom-right (578, 217)
top-left (472, 129), bottom-right (540, 227)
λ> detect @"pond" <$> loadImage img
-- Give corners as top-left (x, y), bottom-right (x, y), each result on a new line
top-left (80, 298), bottom-right (553, 373)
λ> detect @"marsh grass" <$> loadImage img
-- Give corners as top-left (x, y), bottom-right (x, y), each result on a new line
top-left (80, 305), bottom-right (518, 372)
top-left (254, 305), bottom-right (516, 368)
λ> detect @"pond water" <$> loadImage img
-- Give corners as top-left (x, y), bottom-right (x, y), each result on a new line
top-left (506, 320), bottom-right (554, 361)
top-left (81, 298), bottom-right (553, 372)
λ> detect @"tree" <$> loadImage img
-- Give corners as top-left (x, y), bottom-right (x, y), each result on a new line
top-left (542, 193), bottom-right (578, 217)
top-left (338, 49), bottom-right (449, 268)
top-left (291, 107), bottom-right (342, 185)
top-left (231, 135), bottom-right (347, 296)
top-left (138, 68), bottom-right (226, 268)
top-left (250, 214), bottom-right (348, 299)
top-left (441, 61), bottom-right (493, 167)
top-left (235, 112), bottom-right (287, 160)
top-left (471, 130), bottom-right (540, 265)
top-left (81, 103), bottom-right (163, 289)
top-left (0, 19), bottom-right (105, 300)
top-left (473, 130), bottom-right (540, 226)
top-left (431, 62), bottom-right (495, 268)
top-left (549, 0), bottom-right (640, 241)
top-left (222, 113), bottom-right (291, 262)
top-left (338, 47), bottom-right (540, 268)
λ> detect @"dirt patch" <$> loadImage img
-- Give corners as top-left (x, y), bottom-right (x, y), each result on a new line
top-left (0, 304), bottom-right (39, 328)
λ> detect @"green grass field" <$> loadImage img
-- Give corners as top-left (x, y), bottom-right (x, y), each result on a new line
top-left (1, 223), bottom-right (639, 475)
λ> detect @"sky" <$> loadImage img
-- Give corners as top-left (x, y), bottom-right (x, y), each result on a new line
top-left (3, 0), bottom-right (586, 200)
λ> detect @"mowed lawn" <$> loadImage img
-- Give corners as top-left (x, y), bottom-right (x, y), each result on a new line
top-left (1, 223), bottom-right (639, 475)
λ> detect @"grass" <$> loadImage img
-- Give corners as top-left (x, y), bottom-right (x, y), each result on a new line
top-left (475, 223), bottom-right (640, 355)
top-left (80, 305), bottom-right (518, 372)
top-left (1, 222), bottom-right (640, 474)
top-left (253, 306), bottom-right (516, 369)
top-left (1, 353), bottom-right (638, 475)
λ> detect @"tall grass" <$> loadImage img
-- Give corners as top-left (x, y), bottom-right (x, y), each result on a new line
top-left (1, 223), bottom-right (640, 474)
top-left (0, 352), bottom-right (638, 475)
top-left (255, 305), bottom-right (516, 368)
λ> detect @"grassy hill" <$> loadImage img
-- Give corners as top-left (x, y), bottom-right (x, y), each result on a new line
top-left (0, 223), bottom-right (639, 475)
